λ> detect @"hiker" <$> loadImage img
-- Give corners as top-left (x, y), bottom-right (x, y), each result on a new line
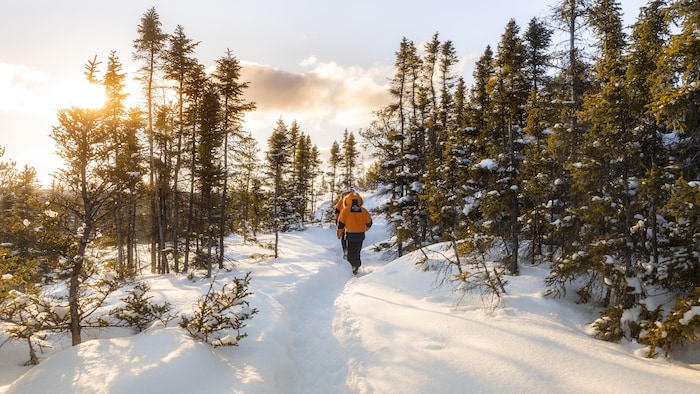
top-left (334, 189), bottom-right (352, 258)
top-left (336, 191), bottom-right (372, 274)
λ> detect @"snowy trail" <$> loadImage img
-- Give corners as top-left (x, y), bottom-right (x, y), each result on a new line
top-left (256, 226), bottom-right (357, 393)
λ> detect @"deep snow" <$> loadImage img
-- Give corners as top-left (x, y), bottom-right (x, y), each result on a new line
top-left (1, 193), bottom-right (699, 393)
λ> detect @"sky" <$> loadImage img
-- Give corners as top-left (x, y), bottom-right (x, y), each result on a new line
top-left (1, 191), bottom-right (699, 393)
top-left (1, 0), bottom-right (650, 185)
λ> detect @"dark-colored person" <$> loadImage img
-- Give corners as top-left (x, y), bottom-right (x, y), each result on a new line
top-left (336, 192), bottom-right (372, 274)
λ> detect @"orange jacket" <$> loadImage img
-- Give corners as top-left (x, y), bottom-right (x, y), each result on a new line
top-left (334, 190), bottom-right (352, 221)
top-left (337, 197), bottom-right (372, 239)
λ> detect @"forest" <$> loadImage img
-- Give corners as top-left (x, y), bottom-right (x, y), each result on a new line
top-left (1, 0), bottom-right (699, 361)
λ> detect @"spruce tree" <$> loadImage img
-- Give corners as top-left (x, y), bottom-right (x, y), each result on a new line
top-left (197, 86), bottom-right (223, 277)
top-left (545, 0), bottom-right (593, 261)
top-left (182, 62), bottom-right (209, 272)
top-left (424, 40), bottom-right (461, 242)
top-left (212, 49), bottom-right (256, 266)
top-left (132, 7), bottom-right (168, 273)
top-left (479, 19), bottom-right (528, 275)
top-left (163, 24), bottom-right (199, 273)
top-left (327, 140), bottom-right (342, 211)
top-left (625, 0), bottom-right (669, 272)
top-left (341, 129), bottom-right (359, 189)
top-left (519, 18), bottom-right (554, 263)
top-left (99, 51), bottom-right (144, 275)
top-left (51, 105), bottom-right (113, 345)
top-left (363, 36), bottom-right (435, 255)
top-left (644, 1), bottom-right (700, 348)
top-left (549, 0), bottom-right (646, 341)
top-left (265, 118), bottom-right (292, 257)
top-left (651, 0), bottom-right (700, 180)
top-left (229, 131), bottom-right (261, 240)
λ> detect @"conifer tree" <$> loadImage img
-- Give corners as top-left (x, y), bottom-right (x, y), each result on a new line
top-left (229, 131), bottom-right (261, 240)
top-left (519, 18), bottom-right (554, 263)
top-left (625, 0), bottom-right (669, 271)
top-left (197, 86), bottom-right (223, 277)
top-left (152, 102), bottom-right (175, 274)
top-left (424, 39), bottom-right (462, 242)
top-left (644, 0), bottom-right (700, 342)
top-left (341, 130), bottom-right (359, 188)
top-left (651, 0), bottom-right (700, 180)
top-left (0, 151), bottom-right (44, 264)
top-left (293, 132), bottom-right (313, 223)
top-left (163, 24), bottom-right (199, 273)
top-left (479, 19), bottom-right (528, 274)
top-left (360, 36), bottom-right (426, 256)
top-left (327, 140), bottom-right (342, 216)
top-left (544, 0), bottom-right (593, 259)
top-left (468, 45), bottom-right (495, 158)
top-left (212, 49), bottom-right (256, 266)
top-left (520, 87), bottom-right (555, 263)
top-left (98, 51), bottom-right (145, 274)
top-left (265, 118), bottom-right (292, 257)
top-left (182, 62), bottom-right (209, 272)
top-left (51, 105), bottom-right (114, 345)
top-left (308, 143), bottom-right (323, 219)
top-left (132, 7), bottom-right (168, 273)
top-left (548, 0), bottom-right (645, 340)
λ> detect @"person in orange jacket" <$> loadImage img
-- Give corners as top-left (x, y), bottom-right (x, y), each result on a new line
top-left (334, 189), bottom-right (352, 222)
top-left (336, 192), bottom-right (372, 274)
top-left (334, 189), bottom-right (352, 258)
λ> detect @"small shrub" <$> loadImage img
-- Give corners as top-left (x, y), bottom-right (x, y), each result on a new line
top-left (107, 282), bottom-right (175, 332)
top-left (641, 288), bottom-right (700, 357)
top-left (179, 272), bottom-right (258, 347)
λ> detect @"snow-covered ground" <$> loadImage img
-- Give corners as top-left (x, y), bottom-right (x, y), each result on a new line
top-left (1, 193), bottom-right (699, 393)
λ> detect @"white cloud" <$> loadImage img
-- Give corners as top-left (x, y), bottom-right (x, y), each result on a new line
top-left (299, 56), bottom-right (318, 67)
top-left (0, 63), bottom-right (49, 112)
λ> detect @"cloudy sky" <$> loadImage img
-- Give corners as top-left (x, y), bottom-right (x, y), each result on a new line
top-left (1, 0), bottom-right (648, 185)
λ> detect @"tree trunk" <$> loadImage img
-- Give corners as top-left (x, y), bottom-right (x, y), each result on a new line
top-left (69, 217), bottom-right (92, 346)
top-left (219, 129), bottom-right (229, 269)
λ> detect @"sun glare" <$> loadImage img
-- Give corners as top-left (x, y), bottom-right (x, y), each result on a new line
top-left (56, 78), bottom-right (106, 109)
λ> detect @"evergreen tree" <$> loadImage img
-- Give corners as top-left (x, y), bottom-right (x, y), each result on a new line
top-left (625, 0), bottom-right (669, 273)
top-left (265, 118), bottom-right (292, 258)
top-left (0, 150), bottom-right (45, 266)
top-left (99, 51), bottom-right (145, 274)
top-left (519, 18), bottom-right (554, 263)
top-left (641, 1), bottom-right (700, 350)
top-left (197, 87), bottom-right (224, 277)
top-left (132, 7), bottom-right (168, 273)
top-left (153, 102), bottom-right (175, 274)
top-left (326, 140), bottom-right (342, 218)
top-left (548, 0), bottom-right (646, 341)
top-left (293, 132), bottom-right (312, 223)
top-left (479, 19), bottom-right (529, 274)
top-left (360, 36), bottom-right (425, 256)
top-left (468, 46), bottom-right (494, 138)
top-left (229, 131), bottom-right (261, 241)
top-left (341, 129), bottom-right (359, 188)
top-left (424, 39), bottom-right (462, 243)
top-left (544, 0), bottom-right (593, 260)
top-left (212, 49), bottom-right (256, 266)
top-left (652, 0), bottom-right (700, 180)
top-left (182, 62), bottom-right (209, 272)
top-left (163, 24), bottom-right (199, 273)
top-left (51, 105), bottom-right (114, 345)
